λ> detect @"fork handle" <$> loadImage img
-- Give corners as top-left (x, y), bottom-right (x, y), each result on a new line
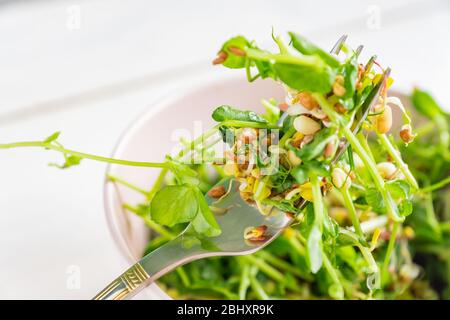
top-left (93, 233), bottom-right (203, 300)
top-left (93, 263), bottom-right (151, 300)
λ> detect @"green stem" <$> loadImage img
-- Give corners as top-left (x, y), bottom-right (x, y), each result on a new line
top-left (314, 94), bottom-right (403, 222)
top-left (288, 232), bottom-right (307, 256)
top-left (382, 222), bottom-right (400, 284)
top-left (341, 187), bottom-right (364, 238)
top-left (358, 245), bottom-right (379, 275)
top-left (421, 175), bottom-right (450, 193)
top-left (356, 132), bottom-right (376, 163)
top-left (245, 57), bottom-right (260, 82)
top-left (249, 267), bottom-right (269, 300)
top-left (256, 251), bottom-right (312, 281)
top-left (220, 120), bottom-right (280, 129)
top-left (339, 229), bottom-right (379, 276)
top-left (107, 174), bottom-right (149, 196)
top-left (309, 172), bottom-right (324, 227)
top-left (424, 193), bottom-right (442, 237)
top-left (436, 115), bottom-right (449, 154)
top-left (147, 168), bottom-right (169, 200)
top-left (176, 267), bottom-right (191, 287)
top-left (344, 127), bottom-right (403, 222)
top-left (274, 35), bottom-right (290, 54)
top-left (414, 121), bottom-right (434, 137)
top-left (322, 253), bottom-right (344, 299)
top-left (241, 255), bottom-right (284, 282)
top-left (195, 136), bottom-right (223, 163)
top-left (175, 126), bottom-right (219, 160)
top-left (0, 141), bottom-right (169, 168)
top-left (279, 127), bottom-right (296, 147)
top-left (246, 48), bottom-right (321, 68)
top-left (315, 94), bottom-right (404, 222)
top-left (312, 94), bottom-right (341, 123)
top-left (238, 263), bottom-right (251, 300)
top-left (378, 134), bottom-right (418, 189)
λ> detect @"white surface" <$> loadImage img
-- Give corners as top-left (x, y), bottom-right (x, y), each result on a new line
top-left (0, 0), bottom-right (449, 299)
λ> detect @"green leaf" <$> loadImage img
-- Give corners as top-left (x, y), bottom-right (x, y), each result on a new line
top-left (245, 47), bottom-right (336, 93)
top-left (281, 115), bottom-right (295, 134)
top-left (336, 246), bottom-right (358, 272)
top-left (221, 33), bottom-right (340, 93)
top-left (301, 203), bottom-right (315, 230)
top-left (337, 230), bottom-right (360, 246)
top-left (212, 105), bottom-right (268, 124)
top-left (365, 187), bottom-right (386, 214)
top-left (347, 146), bottom-right (355, 171)
top-left (268, 166), bottom-right (295, 193)
top-left (261, 99), bottom-right (280, 124)
top-left (386, 180), bottom-right (411, 200)
top-left (133, 203), bottom-right (151, 218)
top-left (200, 238), bottom-right (221, 251)
top-left (291, 161), bottom-right (329, 184)
top-left (44, 131), bottom-right (60, 143)
top-left (399, 200), bottom-right (413, 217)
top-left (288, 128), bottom-right (336, 161)
top-left (307, 224), bottom-right (323, 273)
top-left (191, 188), bottom-right (221, 237)
top-left (306, 160), bottom-right (330, 177)
top-left (166, 159), bottom-right (199, 185)
top-left (273, 61), bottom-right (336, 94)
top-left (49, 154), bottom-right (82, 169)
top-left (220, 36), bottom-right (250, 69)
top-left (253, 58), bottom-right (276, 79)
top-left (150, 185), bottom-right (198, 227)
top-left (289, 32), bottom-right (340, 68)
top-left (411, 88), bottom-right (444, 119)
top-left (218, 33), bottom-right (353, 96)
top-left (291, 165), bottom-right (308, 184)
top-left (181, 234), bottom-right (201, 249)
top-left (323, 214), bottom-right (339, 239)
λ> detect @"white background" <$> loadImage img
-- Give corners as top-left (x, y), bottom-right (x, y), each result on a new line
top-left (0, 0), bottom-right (449, 299)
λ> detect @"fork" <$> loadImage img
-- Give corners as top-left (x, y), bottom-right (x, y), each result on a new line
top-left (93, 36), bottom-right (390, 300)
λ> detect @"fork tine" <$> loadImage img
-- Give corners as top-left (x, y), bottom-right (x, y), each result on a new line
top-left (359, 67), bottom-right (391, 122)
top-left (355, 45), bottom-right (364, 57)
top-left (364, 55), bottom-right (377, 73)
top-left (331, 67), bottom-right (391, 165)
top-left (351, 67), bottom-right (391, 135)
top-left (330, 34), bottom-right (348, 55)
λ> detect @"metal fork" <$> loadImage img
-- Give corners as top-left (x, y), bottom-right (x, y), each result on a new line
top-left (93, 36), bottom-right (390, 300)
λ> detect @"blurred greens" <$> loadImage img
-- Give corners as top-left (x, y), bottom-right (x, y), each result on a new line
top-left (120, 89), bottom-right (449, 299)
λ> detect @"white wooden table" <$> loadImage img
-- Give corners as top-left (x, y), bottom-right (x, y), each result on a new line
top-left (0, 0), bottom-right (449, 299)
